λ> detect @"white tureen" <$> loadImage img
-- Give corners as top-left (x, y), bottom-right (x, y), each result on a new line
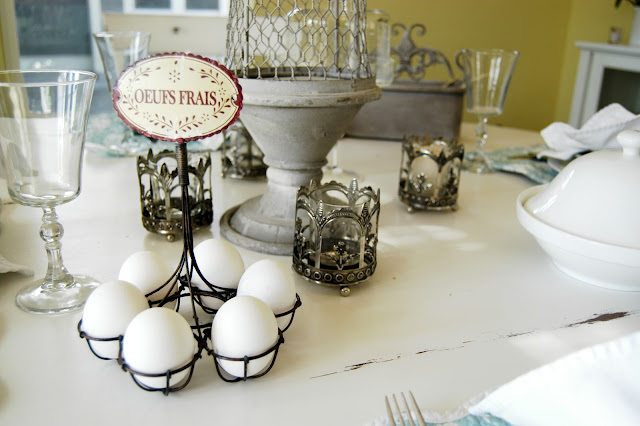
top-left (516, 129), bottom-right (640, 291)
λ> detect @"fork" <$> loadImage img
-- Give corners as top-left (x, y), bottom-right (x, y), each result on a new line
top-left (385, 391), bottom-right (427, 426)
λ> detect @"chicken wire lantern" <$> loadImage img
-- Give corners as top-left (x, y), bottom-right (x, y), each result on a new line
top-left (220, 0), bottom-right (381, 255)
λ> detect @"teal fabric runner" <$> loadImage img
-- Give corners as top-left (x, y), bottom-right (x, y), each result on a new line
top-left (482, 145), bottom-right (559, 184)
top-left (85, 111), bottom-right (218, 156)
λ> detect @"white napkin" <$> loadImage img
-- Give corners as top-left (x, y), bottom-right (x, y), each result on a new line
top-left (539, 103), bottom-right (640, 160)
top-left (0, 253), bottom-right (33, 275)
top-left (469, 330), bottom-right (640, 426)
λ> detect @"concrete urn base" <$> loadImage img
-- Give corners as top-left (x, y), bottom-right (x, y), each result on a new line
top-left (220, 77), bottom-right (380, 255)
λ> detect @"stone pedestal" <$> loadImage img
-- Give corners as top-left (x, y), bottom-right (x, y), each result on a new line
top-left (220, 77), bottom-right (380, 254)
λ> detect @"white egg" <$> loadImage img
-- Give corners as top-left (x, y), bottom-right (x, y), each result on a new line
top-left (81, 280), bottom-right (149, 359)
top-left (191, 238), bottom-right (245, 310)
top-left (237, 259), bottom-right (297, 331)
top-left (118, 251), bottom-right (176, 305)
top-left (211, 296), bottom-right (279, 378)
top-left (122, 307), bottom-right (198, 390)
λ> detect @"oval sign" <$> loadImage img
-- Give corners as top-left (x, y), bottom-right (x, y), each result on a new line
top-left (113, 53), bottom-right (242, 143)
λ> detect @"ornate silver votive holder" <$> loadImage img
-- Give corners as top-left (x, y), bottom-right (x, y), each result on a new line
top-left (398, 135), bottom-right (464, 212)
top-left (293, 179), bottom-right (380, 297)
top-left (221, 121), bottom-right (267, 179)
top-left (137, 149), bottom-right (213, 241)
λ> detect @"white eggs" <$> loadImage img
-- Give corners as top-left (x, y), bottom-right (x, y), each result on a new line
top-left (81, 280), bottom-right (149, 359)
top-left (122, 307), bottom-right (198, 390)
top-left (191, 238), bottom-right (245, 310)
top-left (237, 259), bottom-right (297, 331)
top-left (118, 251), bottom-right (175, 305)
top-left (211, 296), bottom-right (279, 378)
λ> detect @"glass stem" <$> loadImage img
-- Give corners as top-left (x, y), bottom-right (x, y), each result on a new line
top-left (327, 145), bottom-right (339, 170)
top-left (475, 116), bottom-right (489, 156)
top-left (40, 207), bottom-right (74, 290)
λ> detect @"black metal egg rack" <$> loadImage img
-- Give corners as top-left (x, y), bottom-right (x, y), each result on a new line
top-left (79, 142), bottom-right (302, 394)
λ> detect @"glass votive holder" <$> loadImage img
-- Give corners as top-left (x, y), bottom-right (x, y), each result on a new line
top-left (221, 120), bottom-right (267, 179)
top-left (398, 135), bottom-right (464, 212)
top-left (293, 179), bottom-right (380, 296)
top-left (137, 149), bottom-right (213, 241)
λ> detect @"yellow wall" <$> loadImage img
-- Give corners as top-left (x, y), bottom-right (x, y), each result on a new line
top-left (369, 0), bottom-right (635, 131)
top-left (0, 23), bottom-right (6, 70)
top-left (0, 1), bottom-right (635, 129)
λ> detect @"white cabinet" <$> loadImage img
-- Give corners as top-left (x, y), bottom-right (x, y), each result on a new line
top-left (570, 41), bottom-right (640, 127)
top-left (102, 13), bottom-right (228, 61)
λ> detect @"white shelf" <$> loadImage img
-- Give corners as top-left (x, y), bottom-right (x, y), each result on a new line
top-left (570, 41), bottom-right (640, 127)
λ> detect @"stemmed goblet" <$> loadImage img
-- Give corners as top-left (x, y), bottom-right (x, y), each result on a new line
top-left (323, 9), bottom-right (394, 183)
top-left (93, 31), bottom-right (151, 155)
top-left (457, 48), bottom-right (519, 173)
top-left (0, 70), bottom-right (100, 314)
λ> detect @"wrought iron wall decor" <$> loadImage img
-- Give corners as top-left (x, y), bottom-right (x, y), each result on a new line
top-left (391, 23), bottom-right (455, 82)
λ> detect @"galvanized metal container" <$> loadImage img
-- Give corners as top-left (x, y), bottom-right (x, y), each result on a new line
top-left (347, 80), bottom-right (464, 141)
top-left (346, 23), bottom-right (464, 141)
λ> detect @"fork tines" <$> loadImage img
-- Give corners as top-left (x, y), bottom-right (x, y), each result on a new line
top-left (385, 391), bottom-right (426, 426)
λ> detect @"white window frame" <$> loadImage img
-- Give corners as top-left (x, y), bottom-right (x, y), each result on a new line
top-left (122, 0), bottom-right (229, 16)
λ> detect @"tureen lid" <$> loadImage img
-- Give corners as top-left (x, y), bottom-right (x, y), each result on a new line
top-left (524, 130), bottom-right (640, 248)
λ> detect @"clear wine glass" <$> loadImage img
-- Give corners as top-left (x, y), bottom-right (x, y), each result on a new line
top-left (366, 8), bottom-right (394, 88)
top-left (0, 70), bottom-right (100, 314)
top-left (93, 31), bottom-right (151, 155)
top-left (457, 48), bottom-right (519, 173)
top-left (324, 9), bottom-right (394, 183)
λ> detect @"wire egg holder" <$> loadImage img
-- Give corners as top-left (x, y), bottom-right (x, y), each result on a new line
top-left (77, 53), bottom-right (302, 395)
top-left (79, 140), bottom-right (303, 393)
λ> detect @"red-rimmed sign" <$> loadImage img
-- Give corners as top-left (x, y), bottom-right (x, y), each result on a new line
top-left (113, 53), bottom-right (242, 143)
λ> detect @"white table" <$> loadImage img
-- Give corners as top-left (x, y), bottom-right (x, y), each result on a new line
top-left (1, 123), bottom-right (639, 426)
